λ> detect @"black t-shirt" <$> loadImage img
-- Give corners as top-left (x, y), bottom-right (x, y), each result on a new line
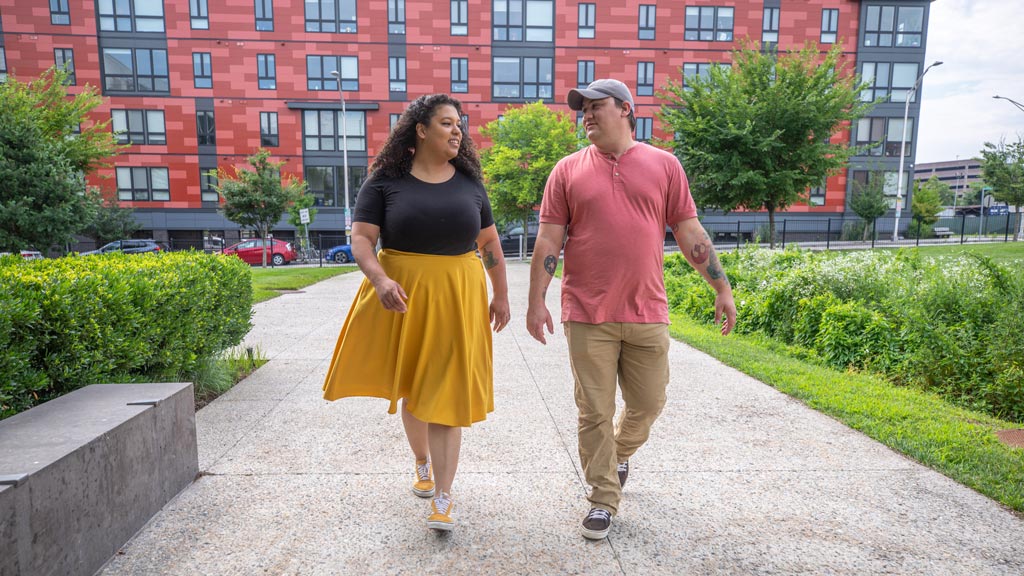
top-left (354, 169), bottom-right (495, 255)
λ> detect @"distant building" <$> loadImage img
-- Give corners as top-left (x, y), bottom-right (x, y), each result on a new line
top-left (1, 0), bottom-right (936, 245)
top-left (915, 159), bottom-right (983, 198)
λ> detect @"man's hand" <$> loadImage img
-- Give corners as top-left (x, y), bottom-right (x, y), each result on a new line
top-left (527, 303), bottom-right (554, 344)
top-left (714, 290), bottom-right (737, 335)
top-left (372, 276), bottom-right (408, 313)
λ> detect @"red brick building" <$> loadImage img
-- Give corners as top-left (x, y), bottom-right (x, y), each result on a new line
top-left (0, 0), bottom-right (933, 245)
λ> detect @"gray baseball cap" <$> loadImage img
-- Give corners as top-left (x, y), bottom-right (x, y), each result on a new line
top-left (567, 78), bottom-right (635, 111)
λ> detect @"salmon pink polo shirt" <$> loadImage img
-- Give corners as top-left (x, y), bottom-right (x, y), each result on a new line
top-left (540, 143), bottom-right (697, 325)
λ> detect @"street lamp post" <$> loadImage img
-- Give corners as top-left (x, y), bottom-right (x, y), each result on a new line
top-left (993, 95), bottom-right (1024, 113)
top-left (893, 60), bottom-right (943, 242)
top-left (330, 70), bottom-right (351, 246)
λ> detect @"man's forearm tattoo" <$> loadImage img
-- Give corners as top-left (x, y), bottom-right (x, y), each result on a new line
top-left (707, 251), bottom-right (727, 282)
top-left (482, 247), bottom-right (498, 270)
top-left (544, 255), bottom-right (557, 276)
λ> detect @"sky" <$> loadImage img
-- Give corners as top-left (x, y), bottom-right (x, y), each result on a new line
top-left (917, 1), bottom-right (1024, 163)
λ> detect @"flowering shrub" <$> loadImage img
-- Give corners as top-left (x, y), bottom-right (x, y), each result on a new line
top-left (666, 246), bottom-right (1024, 422)
top-left (0, 252), bottom-right (252, 418)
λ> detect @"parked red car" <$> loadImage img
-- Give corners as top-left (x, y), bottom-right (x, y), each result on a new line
top-left (222, 238), bottom-right (297, 266)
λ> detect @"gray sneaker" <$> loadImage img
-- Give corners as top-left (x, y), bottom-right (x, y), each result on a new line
top-left (581, 508), bottom-right (612, 540)
top-left (617, 461), bottom-right (629, 487)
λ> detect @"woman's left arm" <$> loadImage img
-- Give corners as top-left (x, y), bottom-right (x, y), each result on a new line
top-left (476, 224), bottom-right (510, 332)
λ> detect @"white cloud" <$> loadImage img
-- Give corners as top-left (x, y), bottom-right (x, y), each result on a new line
top-left (917, 1), bottom-right (1024, 162)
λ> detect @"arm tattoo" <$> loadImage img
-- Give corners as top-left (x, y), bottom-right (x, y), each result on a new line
top-left (481, 247), bottom-right (498, 270)
top-left (706, 251), bottom-right (727, 282)
top-left (690, 241), bottom-right (709, 265)
top-left (544, 255), bottom-right (557, 276)
top-left (671, 222), bottom-right (681, 236)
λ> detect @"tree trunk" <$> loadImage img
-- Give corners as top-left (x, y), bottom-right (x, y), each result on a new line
top-left (260, 226), bottom-right (268, 268)
top-left (768, 208), bottom-right (777, 249)
top-left (1016, 205), bottom-right (1023, 242)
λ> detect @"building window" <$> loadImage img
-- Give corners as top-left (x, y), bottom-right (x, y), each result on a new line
top-left (821, 9), bottom-right (839, 44)
top-left (390, 113), bottom-right (401, 130)
top-left (684, 6), bottom-right (734, 41)
top-left (255, 0), bottom-right (273, 31)
top-left (305, 0), bottom-right (357, 33)
top-left (636, 117), bottom-right (652, 141)
top-left (852, 170), bottom-right (905, 209)
top-left (50, 0), bottom-right (71, 25)
top-left (193, 52), bottom-right (212, 88)
top-left (304, 165), bottom-right (367, 207)
top-left (0, 48), bottom-right (6, 82)
top-left (461, 114), bottom-right (469, 133)
top-left (388, 0), bottom-right (405, 33)
top-left (451, 58), bottom-right (468, 93)
top-left (860, 62), bottom-right (919, 103)
top-left (493, 0), bottom-right (553, 42)
top-left (451, 0), bottom-right (468, 35)
top-left (98, 0), bottom-right (165, 32)
top-left (257, 54), bottom-right (276, 89)
top-left (55, 49), bottom-right (76, 85)
top-left (196, 111), bottom-right (215, 146)
top-left (492, 56), bottom-right (552, 99)
top-left (855, 117), bottom-right (913, 157)
top-left (307, 55), bottom-right (358, 91)
top-left (578, 3), bottom-right (595, 39)
top-left (190, 0), bottom-right (208, 29)
top-left (111, 109), bottom-right (166, 145)
top-left (201, 172), bottom-right (219, 202)
top-left (102, 48), bottom-right (169, 93)
top-left (638, 5), bottom-right (656, 40)
top-left (260, 112), bottom-right (279, 147)
top-left (683, 62), bottom-right (728, 89)
top-left (762, 8), bottom-right (779, 44)
top-left (117, 167), bottom-right (170, 201)
top-left (808, 183), bottom-right (826, 206)
top-left (303, 110), bottom-right (366, 152)
top-left (389, 57), bottom-right (406, 93)
top-left (577, 60), bottom-right (594, 88)
top-left (864, 5), bottom-right (924, 48)
top-left (637, 62), bottom-right (654, 96)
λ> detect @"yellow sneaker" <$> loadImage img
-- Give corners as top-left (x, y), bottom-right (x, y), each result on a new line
top-left (412, 459), bottom-right (435, 498)
top-left (427, 492), bottom-right (454, 531)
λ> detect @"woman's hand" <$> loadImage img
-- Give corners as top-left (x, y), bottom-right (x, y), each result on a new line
top-left (489, 295), bottom-right (510, 332)
top-left (372, 276), bottom-right (408, 313)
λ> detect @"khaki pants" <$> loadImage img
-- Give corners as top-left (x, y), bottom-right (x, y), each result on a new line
top-left (564, 321), bottom-right (670, 515)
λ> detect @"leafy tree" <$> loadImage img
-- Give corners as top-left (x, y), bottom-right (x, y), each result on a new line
top-left (211, 149), bottom-right (306, 267)
top-left (911, 176), bottom-right (943, 226)
top-left (83, 194), bottom-right (141, 245)
top-left (659, 42), bottom-right (872, 248)
top-left (980, 137), bottom-right (1024, 241)
top-left (480, 101), bottom-right (583, 255)
top-left (0, 67), bottom-right (120, 251)
top-left (848, 171), bottom-right (889, 241)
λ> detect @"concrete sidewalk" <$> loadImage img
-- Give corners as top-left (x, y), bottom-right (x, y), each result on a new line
top-left (101, 262), bottom-right (1023, 575)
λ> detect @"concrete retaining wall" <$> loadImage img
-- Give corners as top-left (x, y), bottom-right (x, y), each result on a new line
top-left (0, 382), bottom-right (198, 576)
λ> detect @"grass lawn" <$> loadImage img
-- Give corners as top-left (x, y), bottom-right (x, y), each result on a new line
top-left (881, 241), bottom-right (1024, 265)
top-left (669, 315), bottom-right (1024, 513)
top-left (250, 265), bottom-right (358, 303)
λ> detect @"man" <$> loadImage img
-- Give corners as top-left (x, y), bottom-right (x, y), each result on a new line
top-left (526, 78), bottom-right (736, 540)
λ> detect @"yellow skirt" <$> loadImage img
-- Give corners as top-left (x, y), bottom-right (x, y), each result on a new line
top-left (322, 249), bottom-right (494, 427)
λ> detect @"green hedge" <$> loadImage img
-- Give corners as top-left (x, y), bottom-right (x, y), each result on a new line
top-left (0, 252), bottom-right (252, 418)
top-left (666, 246), bottom-right (1024, 422)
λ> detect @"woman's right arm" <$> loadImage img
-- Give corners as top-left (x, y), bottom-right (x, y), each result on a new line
top-left (351, 222), bottom-right (407, 313)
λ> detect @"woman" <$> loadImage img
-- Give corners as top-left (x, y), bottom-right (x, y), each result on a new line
top-left (323, 94), bottom-right (510, 533)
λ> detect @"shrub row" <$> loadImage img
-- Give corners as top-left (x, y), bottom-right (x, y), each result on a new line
top-left (0, 252), bottom-right (252, 418)
top-left (665, 247), bottom-right (1024, 422)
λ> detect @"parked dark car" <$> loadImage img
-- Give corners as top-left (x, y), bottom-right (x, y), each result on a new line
top-left (222, 238), bottom-right (297, 266)
top-left (325, 244), bottom-right (354, 263)
top-left (500, 223), bottom-right (538, 257)
top-left (80, 239), bottom-right (165, 256)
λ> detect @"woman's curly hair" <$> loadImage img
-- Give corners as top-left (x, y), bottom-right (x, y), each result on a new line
top-left (370, 94), bottom-right (482, 182)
